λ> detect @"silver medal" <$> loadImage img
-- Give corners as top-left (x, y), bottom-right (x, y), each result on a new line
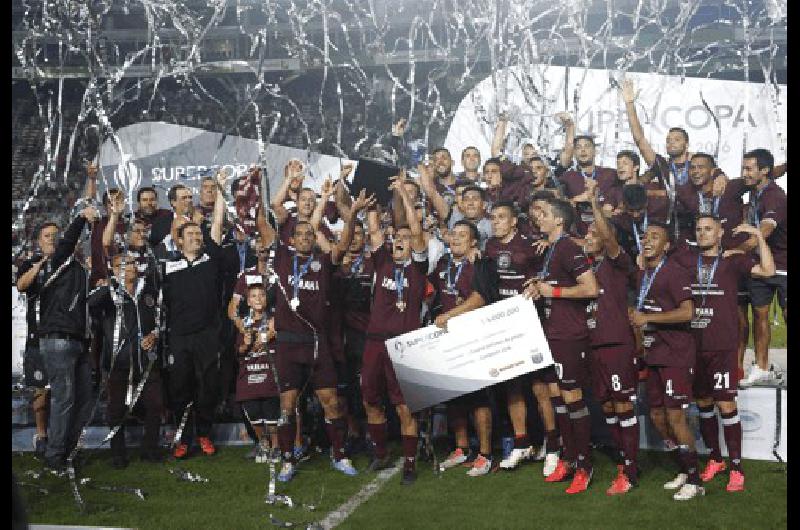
top-left (310, 260), bottom-right (321, 272)
top-left (643, 335), bottom-right (655, 348)
top-left (396, 300), bottom-right (407, 312)
top-left (587, 318), bottom-right (597, 329)
top-left (289, 297), bottom-right (300, 311)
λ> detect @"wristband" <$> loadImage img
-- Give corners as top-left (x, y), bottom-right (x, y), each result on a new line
top-left (553, 287), bottom-right (562, 298)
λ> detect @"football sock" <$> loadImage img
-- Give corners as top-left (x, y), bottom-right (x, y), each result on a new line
top-left (603, 410), bottom-right (623, 463)
top-left (617, 409), bottom-right (639, 482)
top-left (721, 409), bottom-right (743, 473)
top-left (401, 435), bottom-right (417, 470)
top-left (367, 422), bottom-right (388, 459)
top-left (278, 417), bottom-right (296, 463)
top-left (324, 417), bottom-right (347, 461)
top-left (552, 395), bottom-right (572, 461)
top-left (567, 400), bottom-right (592, 471)
top-left (678, 445), bottom-right (700, 485)
top-left (545, 429), bottom-right (561, 454)
top-left (698, 405), bottom-right (722, 461)
top-left (513, 433), bottom-right (530, 449)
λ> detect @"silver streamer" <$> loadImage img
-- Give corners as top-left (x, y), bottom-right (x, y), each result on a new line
top-left (169, 467), bottom-right (209, 483)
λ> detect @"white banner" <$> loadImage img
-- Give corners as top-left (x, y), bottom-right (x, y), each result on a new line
top-left (386, 295), bottom-right (553, 413)
top-left (445, 66), bottom-right (787, 193)
top-left (12, 287), bottom-right (27, 376)
top-left (98, 122), bottom-right (356, 209)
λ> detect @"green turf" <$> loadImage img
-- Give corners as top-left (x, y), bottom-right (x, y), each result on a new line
top-left (746, 304), bottom-right (786, 348)
top-left (14, 447), bottom-right (786, 529)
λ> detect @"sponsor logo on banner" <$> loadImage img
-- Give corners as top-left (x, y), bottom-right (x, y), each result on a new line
top-left (739, 409), bottom-right (763, 433)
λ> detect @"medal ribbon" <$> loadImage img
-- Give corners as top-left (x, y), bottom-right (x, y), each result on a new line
top-left (637, 256), bottom-right (667, 311)
top-left (632, 211), bottom-right (649, 254)
top-left (696, 252), bottom-right (721, 308)
top-left (292, 253), bottom-right (313, 302)
top-left (752, 185), bottom-right (767, 225)
top-left (350, 252), bottom-right (365, 276)
top-left (446, 254), bottom-right (467, 294)
top-left (697, 191), bottom-right (721, 216)
top-left (539, 234), bottom-right (566, 279)
top-left (670, 160), bottom-right (689, 186)
top-left (394, 266), bottom-right (405, 307)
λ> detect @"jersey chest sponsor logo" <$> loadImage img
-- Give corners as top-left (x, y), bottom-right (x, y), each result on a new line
top-left (381, 276), bottom-right (409, 291)
top-left (286, 276), bottom-right (320, 291)
top-left (245, 275), bottom-right (263, 285)
top-left (497, 252), bottom-right (512, 270)
top-left (165, 260), bottom-right (188, 275)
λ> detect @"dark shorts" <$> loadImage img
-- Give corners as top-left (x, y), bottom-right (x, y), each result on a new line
top-left (360, 338), bottom-right (406, 406)
top-left (23, 341), bottom-right (49, 389)
top-left (591, 343), bottom-right (638, 404)
top-left (694, 350), bottom-right (737, 402)
top-left (550, 339), bottom-right (591, 391)
top-left (275, 342), bottom-right (338, 392)
top-left (335, 360), bottom-right (352, 396)
top-left (748, 274), bottom-right (787, 308)
top-left (646, 365), bottom-right (693, 409)
top-left (242, 398), bottom-right (281, 424)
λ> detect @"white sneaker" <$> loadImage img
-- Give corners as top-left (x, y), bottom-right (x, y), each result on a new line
top-left (499, 447), bottom-right (532, 469)
top-left (532, 443), bottom-right (546, 462)
top-left (664, 473), bottom-right (688, 490)
top-left (543, 452), bottom-right (559, 477)
top-left (466, 454), bottom-right (492, 477)
top-left (740, 365), bottom-right (770, 387)
top-left (673, 483), bottom-right (705, 500)
top-left (441, 447), bottom-right (468, 469)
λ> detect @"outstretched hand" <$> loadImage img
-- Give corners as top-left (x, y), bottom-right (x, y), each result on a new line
top-left (621, 78), bottom-right (637, 104)
top-left (351, 189), bottom-right (377, 214)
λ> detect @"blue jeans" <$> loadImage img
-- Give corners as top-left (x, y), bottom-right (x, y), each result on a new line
top-left (40, 338), bottom-right (93, 461)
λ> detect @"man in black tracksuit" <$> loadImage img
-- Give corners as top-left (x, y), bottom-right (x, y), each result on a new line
top-left (33, 205), bottom-right (99, 471)
top-left (88, 254), bottom-right (164, 467)
top-left (162, 171), bottom-right (233, 458)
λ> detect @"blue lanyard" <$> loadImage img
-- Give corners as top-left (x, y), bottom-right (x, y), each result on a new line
top-left (446, 254), bottom-right (467, 293)
top-left (349, 252), bottom-right (365, 276)
top-left (580, 167), bottom-right (597, 181)
top-left (752, 185), bottom-right (767, 225)
top-left (637, 256), bottom-right (666, 311)
top-left (670, 160), bottom-right (689, 185)
top-left (292, 254), bottom-right (313, 301)
top-left (540, 234), bottom-right (566, 278)
top-left (394, 267), bottom-right (405, 304)
top-left (236, 241), bottom-right (248, 273)
top-left (696, 252), bottom-right (721, 307)
top-left (697, 191), bottom-right (720, 216)
top-left (632, 212), bottom-right (649, 254)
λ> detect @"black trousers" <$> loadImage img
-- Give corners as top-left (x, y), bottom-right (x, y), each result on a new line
top-left (108, 366), bottom-right (164, 456)
top-left (167, 326), bottom-right (220, 444)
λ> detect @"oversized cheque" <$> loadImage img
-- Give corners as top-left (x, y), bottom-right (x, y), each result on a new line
top-left (386, 295), bottom-right (553, 412)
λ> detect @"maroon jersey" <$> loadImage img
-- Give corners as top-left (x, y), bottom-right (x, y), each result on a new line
top-left (676, 178), bottom-right (748, 249)
top-left (497, 159), bottom-right (535, 208)
top-left (365, 246), bottom-right (428, 337)
top-left (537, 236), bottom-right (592, 341)
top-left (559, 166), bottom-right (618, 236)
top-left (235, 327), bottom-right (279, 401)
top-left (672, 248), bottom-right (757, 352)
top-left (636, 257), bottom-right (694, 367)
top-left (485, 231), bottom-right (541, 298)
top-left (272, 243), bottom-right (333, 336)
top-left (279, 213), bottom-right (335, 246)
top-left (429, 254), bottom-right (477, 315)
top-left (587, 250), bottom-right (637, 348)
top-left (197, 203), bottom-right (215, 224)
top-left (749, 180), bottom-right (787, 271)
top-left (334, 250), bottom-right (376, 332)
top-left (135, 208), bottom-right (172, 233)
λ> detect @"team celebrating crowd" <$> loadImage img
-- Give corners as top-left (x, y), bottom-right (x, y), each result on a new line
top-left (17, 79), bottom-right (787, 501)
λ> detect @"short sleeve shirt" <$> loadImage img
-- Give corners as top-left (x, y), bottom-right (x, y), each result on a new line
top-left (588, 250), bottom-right (637, 347)
top-left (429, 255), bottom-right (477, 316)
top-left (365, 246), bottom-right (428, 337)
top-left (272, 243), bottom-right (334, 336)
top-left (635, 258), bottom-right (695, 367)
top-left (485, 232), bottom-right (542, 299)
top-left (537, 236), bottom-right (592, 341)
top-left (750, 181), bottom-right (787, 271)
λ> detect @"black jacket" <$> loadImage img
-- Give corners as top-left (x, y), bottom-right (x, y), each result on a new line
top-left (87, 278), bottom-right (159, 375)
top-left (37, 215), bottom-right (89, 339)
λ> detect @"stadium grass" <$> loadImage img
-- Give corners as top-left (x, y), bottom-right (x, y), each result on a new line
top-left (14, 446), bottom-right (786, 529)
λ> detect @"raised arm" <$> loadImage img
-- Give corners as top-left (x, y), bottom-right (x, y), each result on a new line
top-left (732, 224), bottom-right (775, 278)
top-left (102, 192), bottom-right (125, 252)
top-left (417, 162), bottom-right (450, 222)
top-left (84, 162), bottom-right (98, 200)
top-left (556, 112), bottom-right (576, 169)
top-left (621, 79), bottom-right (657, 167)
top-left (210, 170), bottom-right (228, 245)
top-left (366, 207), bottom-right (384, 250)
top-left (334, 164), bottom-right (354, 220)
top-left (331, 190), bottom-right (376, 264)
top-left (395, 167), bottom-right (426, 253)
top-left (589, 181), bottom-right (621, 258)
top-left (491, 114), bottom-right (509, 158)
top-left (255, 201), bottom-right (276, 250)
top-left (271, 161), bottom-right (303, 225)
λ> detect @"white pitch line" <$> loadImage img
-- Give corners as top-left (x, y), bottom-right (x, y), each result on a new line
top-left (317, 458), bottom-right (404, 529)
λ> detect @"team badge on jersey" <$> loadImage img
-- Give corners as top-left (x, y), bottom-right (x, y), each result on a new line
top-left (310, 260), bottom-right (321, 272)
top-left (497, 252), bottom-right (511, 270)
